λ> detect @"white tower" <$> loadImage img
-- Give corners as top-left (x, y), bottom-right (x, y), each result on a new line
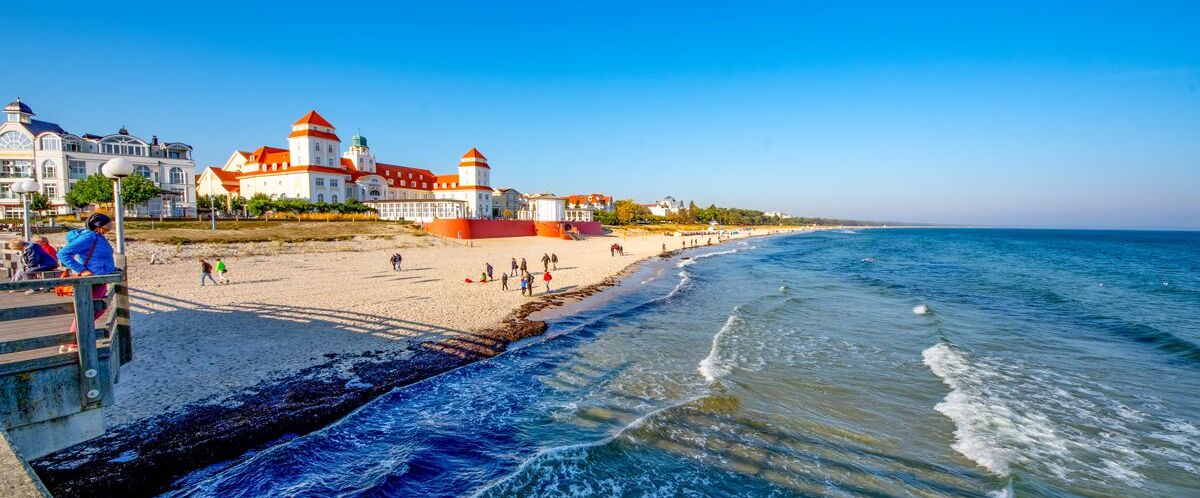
top-left (458, 148), bottom-right (489, 187)
top-left (287, 111), bottom-right (341, 168)
top-left (344, 133), bottom-right (375, 173)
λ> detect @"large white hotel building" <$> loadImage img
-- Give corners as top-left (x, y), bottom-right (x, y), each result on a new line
top-left (197, 110), bottom-right (495, 221)
top-left (0, 98), bottom-right (197, 218)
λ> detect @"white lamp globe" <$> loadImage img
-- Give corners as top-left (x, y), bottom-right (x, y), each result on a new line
top-left (15, 178), bottom-right (40, 194)
top-left (102, 157), bottom-right (135, 178)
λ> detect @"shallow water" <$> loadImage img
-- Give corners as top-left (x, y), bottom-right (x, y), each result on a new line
top-left (165, 229), bottom-right (1200, 497)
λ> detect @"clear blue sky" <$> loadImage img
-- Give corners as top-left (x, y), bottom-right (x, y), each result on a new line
top-left (5, 1), bottom-right (1198, 228)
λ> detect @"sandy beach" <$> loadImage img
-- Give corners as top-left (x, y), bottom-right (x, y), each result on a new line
top-left (31, 226), bottom-right (809, 497)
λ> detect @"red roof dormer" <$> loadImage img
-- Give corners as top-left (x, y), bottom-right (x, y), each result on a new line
top-left (293, 110), bottom-right (334, 128)
top-left (459, 148), bottom-right (489, 168)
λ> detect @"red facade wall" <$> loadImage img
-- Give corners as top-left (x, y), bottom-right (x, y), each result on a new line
top-left (424, 219), bottom-right (605, 239)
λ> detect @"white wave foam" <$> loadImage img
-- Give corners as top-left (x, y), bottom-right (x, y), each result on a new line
top-left (912, 304), bottom-right (930, 315)
top-left (699, 311), bottom-right (741, 382)
top-left (919, 342), bottom-right (1192, 487)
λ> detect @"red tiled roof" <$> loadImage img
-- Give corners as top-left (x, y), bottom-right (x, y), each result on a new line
top-left (288, 129), bottom-right (341, 141)
top-left (462, 148), bottom-right (486, 160)
top-left (207, 167), bottom-right (240, 184)
top-left (293, 110), bottom-right (333, 128)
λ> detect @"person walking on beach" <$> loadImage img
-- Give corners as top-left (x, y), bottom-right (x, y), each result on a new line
top-left (391, 253), bottom-right (403, 271)
top-left (58, 213), bottom-right (120, 350)
top-left (541, 253), bottom-right (551, 273)
top-left (551, 253), bottom-right (558, 270)
top-left (215, 258), bottom-right (230, 285)
top-left (501, 272), bottom-right (509, 291)
top-left (543, 271), bottom-right (553, 293)
top-left (510, 257), bottom-right (518, 277)
top-left (610, 243), bottom-right (616, 257)
top-left (519, 272), bottom-right (527, 295)
top-left (520, 257), bottom-right (528, 274)
top-left (199, 258), bottom-right (217, 286)
top-left (486, 262), bottom-right (494, 280)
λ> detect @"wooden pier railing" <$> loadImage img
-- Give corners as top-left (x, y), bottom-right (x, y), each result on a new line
top-left (0, 267), bottom-right (129, 460)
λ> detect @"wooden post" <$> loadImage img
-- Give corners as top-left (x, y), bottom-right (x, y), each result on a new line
top-left (73, 282), bottom-right (103, 410)
top-left (114, 254), bottom-right (132, 365)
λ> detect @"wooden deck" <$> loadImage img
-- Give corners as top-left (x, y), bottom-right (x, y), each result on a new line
top-left (0, 271), bottom-right (129, 460)
top-left (0, 292), bottom-right (107, 371)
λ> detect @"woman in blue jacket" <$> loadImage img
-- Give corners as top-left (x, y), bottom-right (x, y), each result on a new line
top-left (57, 213), bottom-right (119, 343)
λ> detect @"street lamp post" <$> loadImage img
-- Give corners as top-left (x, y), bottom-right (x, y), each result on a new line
top-left (101, 158), bottom-right (134, 254)
top-left (12, 178), bottom-right (40, 241)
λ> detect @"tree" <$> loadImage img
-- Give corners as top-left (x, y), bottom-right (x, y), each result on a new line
top-left (64, 173), bottom-right (112, 208)
top-left (120, 174), bottom-right (161, 207)
top-left (246, 193), bottom-right (273, 217)
top-left (614, 199), bottom-right (649, 225)
top-left (61, 173), bottom-right (160, 211)
top-left (28, 192), bottom-right (51, 214)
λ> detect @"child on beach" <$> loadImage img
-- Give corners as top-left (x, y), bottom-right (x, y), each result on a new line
top-left (519, 273), bottom-right (528, 295)
top-left (215, 258), bottom-right (229, 285)
top-left (543, 271), bottom-right (553, 293)
top-left (199, 258), bottom-right (216, 286)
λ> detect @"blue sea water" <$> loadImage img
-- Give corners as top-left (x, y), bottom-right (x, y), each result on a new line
top-left (166, 229), bottom-right (1200, 497)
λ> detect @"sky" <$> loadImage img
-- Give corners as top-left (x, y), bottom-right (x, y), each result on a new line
top-left (4, 1), bottom-right (1198, 228)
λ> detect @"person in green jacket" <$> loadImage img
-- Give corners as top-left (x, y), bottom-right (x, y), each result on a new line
top-left (215, 257), bottom-right (229, 285)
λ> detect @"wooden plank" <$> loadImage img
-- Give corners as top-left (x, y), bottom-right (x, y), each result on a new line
top-left (71, 284), bottom-right (102, 411)
top-left (0, 274), bottom-right (123, 293)
top-left (0, 340), bottom-right (111, 377)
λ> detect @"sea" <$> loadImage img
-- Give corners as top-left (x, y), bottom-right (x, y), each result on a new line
top-left (165, 228), bottom-right (1200, 497)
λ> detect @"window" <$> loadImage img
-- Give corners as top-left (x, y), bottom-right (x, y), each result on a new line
top-left (39, 136), bottom-right (60, 150)
top-left (41, 160), bottom-right (57, 179)
top-left (329, 179), bottom-right (339, 187)
top-left (99, 135), bottom-right (148, 156)
top-left (328, 158), bottom-right (336, 166)
top-left (317, 193), bottom-right (325, 202)
top-left (327, 145), bottom-right (333, 153)
top-left (169, 167), bottom-right (185, 184)
top-left (315, 178), bottom-right (325, 187)
top-left (62, 136), bottom-right (81, 152)
top-left (331, 194), bottom-right (338, 203)
top-left (134, 165), bottom-right (152, 179)
top-left (0, 131), bottom-right (33, 151)
top-left (43, 184), bottom-right (57, 198)
top-left (313, 144), bottom-right (320, 151)
top-left (69, 160), bottom-right (87, 178)
top-left (400, 180), bottom-right (406, 187)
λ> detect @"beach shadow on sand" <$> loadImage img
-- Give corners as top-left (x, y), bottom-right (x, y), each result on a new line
top-left (33, 287), bottom-right (512, 498)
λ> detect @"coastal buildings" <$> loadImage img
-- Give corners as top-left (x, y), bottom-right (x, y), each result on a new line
top-left (764, 211), bottom-right (789, 218)
top-left (567, 194), bottom-right (613, 212)
top-left (645, 196), bottom-right (684, 217)
top-left (492, 188), bottom-right (525, 218)
top-left (0, 98), bottom-right (197, 217)
top-left (197, 110), bottom-right (493, 221)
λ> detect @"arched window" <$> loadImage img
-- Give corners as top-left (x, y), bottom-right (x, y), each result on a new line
top-left (134, 165), bottom-right (152, 179)
top-left (40, 160), bottom-right (57, 179)
top-left (39, 135), bottom-right (61, 151)
top-left (331, 194), bottom-right (338, 203)
top-left (369, 188), bottom-right (381, 198)
top-left (0, 131), bottom-right (33, 151)
top-left (99, 135), bottom-right (148, 156)
top-left (317, 193), bottom-right (325, 202)
top-left (169, 167), bottom-right (185, 184)
top-left (62, 135), bottom-right (81, 152)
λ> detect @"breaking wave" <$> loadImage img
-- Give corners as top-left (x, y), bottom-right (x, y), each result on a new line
top-left (699, 309), bottom-right (742, 382)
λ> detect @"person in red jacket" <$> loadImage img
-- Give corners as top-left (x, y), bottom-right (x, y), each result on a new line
top-left (542, 271), bottom-right (553, 293)
top-left (36, 236), bottom-right (57, 262)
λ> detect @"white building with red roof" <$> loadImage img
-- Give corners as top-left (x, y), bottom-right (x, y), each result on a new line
top-left (197, 110), bottom-right (494, 220)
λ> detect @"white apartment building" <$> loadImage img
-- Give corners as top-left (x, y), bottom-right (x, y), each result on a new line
top-left (0, 98), bottom-right (196, 218)
top-left (646, 196), bottom-right (685, 217)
